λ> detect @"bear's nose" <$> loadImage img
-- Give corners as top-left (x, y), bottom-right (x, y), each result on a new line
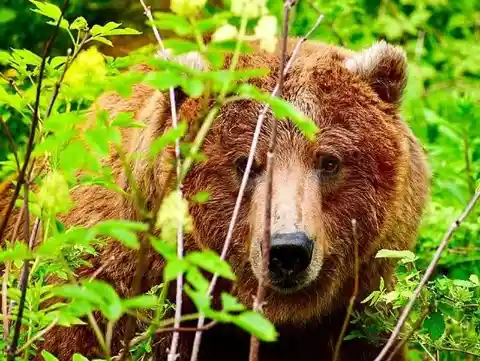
top-left (268, 232), bottom-right (313, 283)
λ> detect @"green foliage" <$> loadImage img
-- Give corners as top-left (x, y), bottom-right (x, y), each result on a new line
top-left (0, 0), bottom-right (479, 360)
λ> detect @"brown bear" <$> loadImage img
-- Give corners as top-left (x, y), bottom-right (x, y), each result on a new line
top-left (0, 37), bottom-right (430, 361)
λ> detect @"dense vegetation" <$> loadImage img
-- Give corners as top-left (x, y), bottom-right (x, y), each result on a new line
top-left (0, 1), bottom-right (478, 361)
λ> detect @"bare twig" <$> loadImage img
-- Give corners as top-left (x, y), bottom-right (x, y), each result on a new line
top-left (332, 219), bottom-right (359, 361)
top-left (463, 133), bottom-right (474, 197)
top-left (2, 261), bottom-right (10, 341)
top-left (374, 190), bottom-right (480, 361)
top-left (0, 116), bottom-right (21, 172)
top-left (0, 0), bottom-right (70, 242)
top-left (117, 319), bottom-right (218, 354)
top-left (0, 73), bottom-right (36, 116)
top-left (189, 10), bottom-right (324, 361)
top-left (435, 346), bottom-right (480, 358)
top-left (45, 33), bottom-right (90, 119)
top-left (248, 2), bottom-right (294, 361)
top-left (7, 195), bottom-right (40, 360)
top-left (15, 316), bottom-right (59, 356)
top-left (119, 2), bottom-right (182, 360)
top-left (385, 306), bottom-right (431, 361)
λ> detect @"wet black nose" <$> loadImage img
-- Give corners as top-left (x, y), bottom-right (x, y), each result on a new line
top-left (268, 232), bottom-right (313, 282)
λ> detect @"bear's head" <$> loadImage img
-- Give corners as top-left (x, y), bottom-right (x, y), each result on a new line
top-left (122, 39), bottom-right (425, 325)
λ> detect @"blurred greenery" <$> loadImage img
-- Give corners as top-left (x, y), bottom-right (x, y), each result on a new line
top-left (0, 0), bottom-right (479, 360)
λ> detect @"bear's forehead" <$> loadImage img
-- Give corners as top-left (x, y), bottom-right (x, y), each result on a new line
top-left (213, 54), bottom-right (389, 142)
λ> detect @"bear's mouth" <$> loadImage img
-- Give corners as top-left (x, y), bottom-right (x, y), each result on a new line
top-left (267, 274), bottom-right (311, 294)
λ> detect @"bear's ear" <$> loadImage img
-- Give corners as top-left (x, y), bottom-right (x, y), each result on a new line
top-left (344, 40), bottom-right (407, 105)
top-left (155, 49), bottom-right (209, 107)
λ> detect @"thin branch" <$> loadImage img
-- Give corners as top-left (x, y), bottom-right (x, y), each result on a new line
top-left (45, 33), bottom-right (90, 119)
top-left (374, 190), bottom-right (480, 361)
top-left (2, 261), bottom-right (10, 341)
top-left (119, 2), bottom-right (182, 360)
top-left (189, 10), bottom-right (324, 361)
top-left (0, 73), bottom-right (36, 116)
top-left (435, 346), bottom-right (480, 358)
top-left (6, 192), bottom-right (40, 360)
top-left (0, 0), bottom-right (70, 242)
top-left (0, 116), bottom-right (21, 172)
top-left (248, 2), bottom-right (294, 360)
top-left (14, 316), bottom-right (59, 356)
top-left (332, 219), bottom-right (359, 361)
top-left (385, 306), bottom-right (431, 361)
top-left (118, 319), bottom-right (218, 354)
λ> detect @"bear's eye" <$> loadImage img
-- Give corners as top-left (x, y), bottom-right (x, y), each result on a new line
top-left (317, 153), bottom-right (341, 176)
top-left (234, 156), bottom-right (262, 181)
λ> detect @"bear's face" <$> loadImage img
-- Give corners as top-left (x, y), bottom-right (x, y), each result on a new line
top-left (172, 40), bottom-right (409, 324)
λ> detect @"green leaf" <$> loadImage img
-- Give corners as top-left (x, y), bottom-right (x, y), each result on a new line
top-left (73, 354), bottom-right (90, 361)
top-left (423, 311), bottom-right (445, 341)
top-left (184, 284), bottom-right (211, 313)
top-left (144, 70), bottom-right (184, 91)
top-left (70, 16), bottom-right (88, 31)
top-left (237, 84), bottom-right (318, 140)
top-left (186, 267), bottom-right (209, 292)
top-left (0, 8), bottom-right (16, 24)
top-left (92, 220), bottom-right (148, 250)
top-left (186, 250), bottom-right (236, 280)
top-left (149, 120), bottom-right (188, 159)
top-left (191, 191), bottom-right (210, 204)
top-left (122, 295), bottom-right (158, 310)
top-left (232, 311), bottom-right (277, 342)
top-left (90, 36), bottom-right (113, 47)
top-left (221, 293), bottom-right (245, 312)
top-left (52, 284), bottom-right (104, 305)
top-left (111, 112), bottom-right (145, 129)
top-left (0, 242), bottom-right (33, 263)
top-left (152, 13), bottom-right (193, 36)
top-left (375, 249), bottom-right (418, 264)
top-left (83, 280), bottom-right (123, 321)
top-left (29, 0), bottom-right (69, 30)
top-left (41, 350), bottom-right (60, 361)
top-left (181, 78), bottom-right (205, 98)
top-left (164, 259), bottom-right (190, 282)
top-left (151, 237), bottom-right (177, 261)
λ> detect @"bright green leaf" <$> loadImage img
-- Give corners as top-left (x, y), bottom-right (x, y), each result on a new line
top-left (232, 311), bottom-right (277, 342)
top-left (186, 250), bottom-right (236, 280)
top-left (423, 311), bottom-right (445, 341)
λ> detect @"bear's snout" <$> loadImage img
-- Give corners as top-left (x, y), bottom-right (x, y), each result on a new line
top-left (268, 232), bottom-right (313, 289)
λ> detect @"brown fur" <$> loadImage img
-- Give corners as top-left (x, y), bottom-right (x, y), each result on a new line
top-left (0, 37), bottom-right (429, 361)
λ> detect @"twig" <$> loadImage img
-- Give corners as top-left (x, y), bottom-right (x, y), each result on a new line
top-left (0, 116), bottom-right (21, 172)
top-left (118, 319), bottom-right (218, 354)
top-left (463, 133), bottom-right (474, 197)
top-left (385, 306), bottom-right (431, 361)
top-left (14, 316), bottom-right (59, 356)
top-left (45, 33), bottom-right (90, 119)
top-left (119, 2), bottom-right (182, 360)
top-left (2, 261), bottom-right (10, 341)
top-left (89, 255), bottom-right (116, 281)
top-left (7, 194), bottom-right (40, 360)
top-left (332, 219), bottom-right (359, 361)
top-left (0, 0), bottom-right (70, 242)
top-left (0, 73), bottom-right (37, 116)
top-left (189, 10), bottom-right (324, 361)
top-left (435, 346), bottom-right (480, 358)
top-left (373, 190), bottom-right (480, 361)
top-left (248, 2), bottom-right (294, 361)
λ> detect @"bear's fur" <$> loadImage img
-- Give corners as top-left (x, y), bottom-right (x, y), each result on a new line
top-left (0, 37), bottom-right (430, 361)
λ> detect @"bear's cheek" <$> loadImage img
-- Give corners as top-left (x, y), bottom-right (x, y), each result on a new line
top-left (183, 164), bottom-right (253, 264)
